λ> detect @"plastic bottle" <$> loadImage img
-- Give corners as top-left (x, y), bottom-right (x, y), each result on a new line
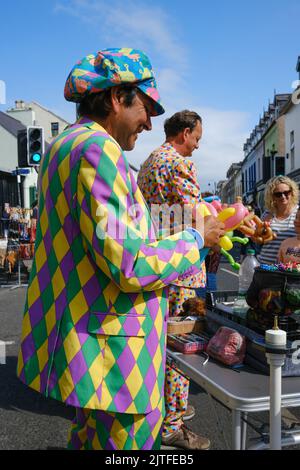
top-left (238, 249), bottom-right (260, 296)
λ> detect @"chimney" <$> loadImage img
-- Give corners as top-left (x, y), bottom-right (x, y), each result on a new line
top-left (15, 100), bottom-right (25, 109)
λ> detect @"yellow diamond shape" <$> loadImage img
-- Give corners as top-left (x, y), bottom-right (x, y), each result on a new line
top-left (103, 237), bottom-right (123, 270)
top-left (125, 363), bottom-right (143, 400)
top-left (91, 433), bottom-right (102, 450)
top-left (37, 339), bottom-right (49, 372)
top-left (152, 346), bottom-right (162, 375)
top-left (79, 159), bottom-right (96, 199)
top-left (76, 257), bottom-right (94, 287)
top-left (56, 191), bottom-right (69, 225)
top-left (112, 172), bottom-right (129, 200)
top-left (94, 252), bottom-right (111, 279)
top-left (58, 367), bottom-right (75, 402)
top-left (39, 208), bottom-right (49, 236)
top-left (169, 252), bottom-right (183, 268)
top-left (53, 229), bottom-right (70, 263)
top-left (99, 383), bottom-right (113, 409)
top-left (89, 349), bottom-right (105, 392)
top-left (63, 327), bottom-right (82, 365)
top-left (149, 381), bottom-right (160, 409)
top-left (146, 255), bottom-right (167, 273)
top-left (69, 290), bottom-right (88, 325)
top-left (35, 241), bottom-right (47, 273)
top-left (29, 374), bottom-right (41, 391)
top-left (52, 266), bottom-right (65, 300)
top-left (127, 336), bottom-right (144, 359)
top-left (130, 294), bottom-right (145, 315)
top-left (79, 208), bottom-right (94, 245)
top-left (153, 309), bottom-right (163, 335)
top-left (41, 168), bottom-right (49, 195)
top-left (102, 342), bottom-right (116, 378)
top-left (103, 139), bottom-right (121, 165)
top-left (45, 304), bottom-right (56, 336)
top-left (58, 155), bottom-right (70, 188)
top-left (21, 311), bottom-right (32, 340)
top-left (72, 131), bottom-right (92, 153)
top-left (27, 276), bottom-right (40, 308)
top-left (110, 417), bottom-right (129, 449)
top-left (102, 282), bottom-right (119, 308)
top-left (17, 350), bottom-right (24, 377)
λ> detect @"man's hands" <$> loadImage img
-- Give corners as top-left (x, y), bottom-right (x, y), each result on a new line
top-left (202, 215), bottom-right (225, 248)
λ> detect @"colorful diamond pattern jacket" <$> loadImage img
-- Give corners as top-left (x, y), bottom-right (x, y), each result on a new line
top-left (17, 118), bottom-right (201, 414)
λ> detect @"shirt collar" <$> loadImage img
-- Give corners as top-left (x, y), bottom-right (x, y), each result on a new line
top-left (75, 116), bottom-right (106, 132)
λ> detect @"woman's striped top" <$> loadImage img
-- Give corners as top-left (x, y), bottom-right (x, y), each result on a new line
top-left (258, 205), bottom-right (298, 265)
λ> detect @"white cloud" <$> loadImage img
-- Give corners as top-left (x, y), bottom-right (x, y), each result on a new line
top-left (54, 0), bottom-right (186, 69)
top-left (195, 107), bottom-right (250, 191)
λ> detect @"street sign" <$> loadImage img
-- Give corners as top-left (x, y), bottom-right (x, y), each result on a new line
top-left (12, 168), bottom-right (30, 176)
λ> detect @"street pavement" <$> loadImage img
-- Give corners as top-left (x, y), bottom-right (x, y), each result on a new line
top-left (0, 260), bottom-right (300, 450)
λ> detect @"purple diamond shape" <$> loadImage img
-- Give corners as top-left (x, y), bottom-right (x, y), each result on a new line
top-left (116, 345), bottom-right (135, 381)
top-left (37, 262), bottom-right (51, 293)
top-left (82, 275), bottom-right (102, 306)
top-left (43, 228), bottom-right (52, 256)
top-left (145, 327), bottom-right (159, 358)
top-left (112, 382), bottom-right (133, 412)
top-left (29, 297), bottom-right (44, 329)
top-left (69, 349), bottom-right (88, 386)
top-left (144, 363), bottom-right (156, 397)
top-left (21, 333), bottom-right (35, 363)
top-left (60, 250), bottom-right (73, 283)
top-left (48, 155), bottom-right (59, 181)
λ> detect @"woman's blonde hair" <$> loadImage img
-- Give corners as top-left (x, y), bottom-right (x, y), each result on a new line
top-left (264, 175), bottom-right (299, 212)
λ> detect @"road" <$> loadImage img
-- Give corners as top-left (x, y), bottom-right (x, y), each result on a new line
top-left (0, 261), bottom-right (299, 450)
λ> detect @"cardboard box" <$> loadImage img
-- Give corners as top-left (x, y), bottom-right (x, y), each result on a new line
top-left (167, 317), bottom-right (206, 335)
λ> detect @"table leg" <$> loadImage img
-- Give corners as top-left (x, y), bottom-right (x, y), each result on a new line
top-left (232, 410), bottom-right (241, 450)
top-left (241, 412), bottom-right (248, 450)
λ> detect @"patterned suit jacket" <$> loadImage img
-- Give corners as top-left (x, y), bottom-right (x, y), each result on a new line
top-left (17, 118), bottom-right (202, 414)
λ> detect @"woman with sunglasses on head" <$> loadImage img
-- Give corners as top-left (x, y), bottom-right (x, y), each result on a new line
top-left (258, 175), bottom-right (299, 264)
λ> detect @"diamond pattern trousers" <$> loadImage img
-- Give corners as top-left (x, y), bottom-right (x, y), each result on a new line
top-left (67, 399), bottom-right (164, 450)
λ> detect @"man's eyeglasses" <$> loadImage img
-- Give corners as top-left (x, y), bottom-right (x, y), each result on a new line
top-left (273, 190), bottom-right (292, 198)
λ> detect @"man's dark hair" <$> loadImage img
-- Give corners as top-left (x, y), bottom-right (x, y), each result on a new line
top-left (164, 110), bottom-right (202, 139)
top-left (78, 85), bottom-right (138, 119)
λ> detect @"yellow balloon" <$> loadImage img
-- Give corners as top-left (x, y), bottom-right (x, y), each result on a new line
top-left (217, 207), bottom-right (235, 222)
top-left (219, 236), bottom-right (233, 251)
top-left (198, 204), bottom-right (211, 217)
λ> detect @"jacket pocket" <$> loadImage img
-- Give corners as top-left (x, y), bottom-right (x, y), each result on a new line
top-left (88, 312), bottom-right (147, 337)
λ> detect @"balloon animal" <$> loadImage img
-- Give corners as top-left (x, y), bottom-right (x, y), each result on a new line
top-left (200, 199), bottom-right (276, 270)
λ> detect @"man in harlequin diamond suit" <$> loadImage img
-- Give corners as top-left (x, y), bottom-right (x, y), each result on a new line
top-left (17, 48), bottom-right (225, 450)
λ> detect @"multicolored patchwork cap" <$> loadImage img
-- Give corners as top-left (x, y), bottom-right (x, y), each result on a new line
top-left (64, 47), bottom-right (165, 116)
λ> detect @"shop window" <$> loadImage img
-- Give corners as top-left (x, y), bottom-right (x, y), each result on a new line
top-left (51, 122), bottom-right (59, 137)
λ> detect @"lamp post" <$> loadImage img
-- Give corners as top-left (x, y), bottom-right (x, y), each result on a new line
top-left (208, 182), bottom-right (217, 195)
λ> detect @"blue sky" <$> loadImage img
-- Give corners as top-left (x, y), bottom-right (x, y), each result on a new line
top-left (1, 0), bottom-right (299, 190)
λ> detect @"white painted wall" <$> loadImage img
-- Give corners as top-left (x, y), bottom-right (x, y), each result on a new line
top-left (255, 140), bottom-right (264, 182)
top-left (6, 109), bottom-right (35, 128)
top-left (0, 126), bottom-right (38, 207)
top-left (0, 126), bottom-right (18, 171)
top-left (285, 102), bottom-right (300, 174)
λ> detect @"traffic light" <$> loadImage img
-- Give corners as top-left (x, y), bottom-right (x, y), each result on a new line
top-left (17, 126), bottom-right (44, 167)
top-left (17, 129), bottom-right (28, 167)
top-left (27, 126), bottom-right (44, 165)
